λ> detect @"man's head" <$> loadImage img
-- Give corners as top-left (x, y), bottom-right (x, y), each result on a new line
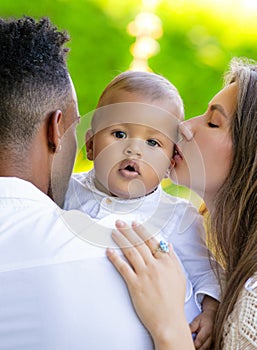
top-left (86, 71), bottom-right (183, 199)
top-left (0, 16), bottom-right (79, 205)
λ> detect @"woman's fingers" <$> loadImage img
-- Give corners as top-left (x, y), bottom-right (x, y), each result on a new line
top-left (131, 222), bottom-right (172, 261)
top-left (106, 248), bottom-right (136, 286)
top-left (114, 220), bottom-right (154, 266)
top-left (114, 220), bottom-right (144, 248)
top-left (111, 227), bottom-right (146, 272)
top-left (114, 220), bottom-right (163, 263)
top-left (131, 221), bottom-right (166, 256)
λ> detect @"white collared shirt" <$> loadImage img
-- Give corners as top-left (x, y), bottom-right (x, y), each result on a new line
top-left (65, 170), bottom-right (221, 310)
top-left (0, 177), bottom-right (154, 350)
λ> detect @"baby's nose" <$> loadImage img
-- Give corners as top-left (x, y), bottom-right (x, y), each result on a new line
top-left (124, 142), bottom-right (142, 157)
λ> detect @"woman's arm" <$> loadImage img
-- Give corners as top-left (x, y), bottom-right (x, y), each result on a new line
top-left (106, 220), bottom-right (195, 350)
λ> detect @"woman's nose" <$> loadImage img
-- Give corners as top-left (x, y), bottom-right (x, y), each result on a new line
top-left (178, 120), bottom-right (194, 141)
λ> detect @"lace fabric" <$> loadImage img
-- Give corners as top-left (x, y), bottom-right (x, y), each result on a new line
top-left (223, 274), bottom-right (257, 349)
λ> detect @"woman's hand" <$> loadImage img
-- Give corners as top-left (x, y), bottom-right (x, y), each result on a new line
top-left (106, 220), bottom-right (194, 350)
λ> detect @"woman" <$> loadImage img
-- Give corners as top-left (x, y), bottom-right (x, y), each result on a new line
top-left (107, 57), bottom-right (257, 350)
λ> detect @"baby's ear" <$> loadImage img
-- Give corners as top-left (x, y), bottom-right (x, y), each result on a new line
top-left (85, 129), bottom-right (94, 161)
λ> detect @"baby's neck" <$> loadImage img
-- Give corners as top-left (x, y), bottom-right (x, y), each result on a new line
top-left (94, 177), bottom-right (113, 196)
top-left (93, 177), bottom-right (157, 200)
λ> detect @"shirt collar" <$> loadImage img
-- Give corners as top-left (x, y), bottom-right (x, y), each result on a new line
top-left (86, 169), bottom-right (162, 212)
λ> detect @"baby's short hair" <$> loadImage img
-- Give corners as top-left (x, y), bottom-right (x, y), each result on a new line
top-left (91, 71), bottom-right (184, 135)
top-left (96, 70), bottom-right (183, 114)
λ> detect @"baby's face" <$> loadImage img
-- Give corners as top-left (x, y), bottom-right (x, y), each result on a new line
top-left (89, 91), bottom-right (183, 199)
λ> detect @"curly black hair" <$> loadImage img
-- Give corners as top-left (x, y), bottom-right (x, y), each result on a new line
top-left (0, 16), bottom-right (71, 150)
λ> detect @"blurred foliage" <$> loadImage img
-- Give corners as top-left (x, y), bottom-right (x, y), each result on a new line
top-left (1, 0), bottom-right (257, 205)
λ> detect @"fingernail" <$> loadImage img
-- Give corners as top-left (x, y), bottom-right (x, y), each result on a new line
top-left (106, 248), bottom-right (114, 255)
top-left (132, 221), bottom-right (139, 227)
top-left (116, 220), bottom-right (125, 227)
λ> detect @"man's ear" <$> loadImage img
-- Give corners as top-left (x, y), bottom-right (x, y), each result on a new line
top-left (85, 129), bottom-right (94, 161)
top-left (48, 110), bottom-right (63, 153)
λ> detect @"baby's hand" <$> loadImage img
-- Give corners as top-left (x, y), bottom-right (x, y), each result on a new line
top-left (190, 296), bottom-right (219, 350)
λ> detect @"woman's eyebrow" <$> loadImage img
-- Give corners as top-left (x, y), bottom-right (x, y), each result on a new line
top-left (210, 104), bottom-right (228, 118)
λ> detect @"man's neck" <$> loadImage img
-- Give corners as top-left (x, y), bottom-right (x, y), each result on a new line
top-left (0, 150), bottom-right (49, 196)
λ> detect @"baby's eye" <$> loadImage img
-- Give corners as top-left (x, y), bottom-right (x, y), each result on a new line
top-left (208, 122), bottom-right (219, 128)
top-left (112, 131), bottom-right (127, 139)
top-left (146, 139), bottom-right (160, 147)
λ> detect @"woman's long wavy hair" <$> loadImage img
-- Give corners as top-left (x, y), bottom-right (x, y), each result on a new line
top-left (211, 58), bottom-right (257, 349)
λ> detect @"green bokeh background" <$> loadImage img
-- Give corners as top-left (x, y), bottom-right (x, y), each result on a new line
top-left (1, 0), bottom-right (257, 205)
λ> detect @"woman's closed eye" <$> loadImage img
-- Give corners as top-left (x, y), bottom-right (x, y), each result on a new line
top-left (112, 130), bottom-right (127, 139)
top-left (208, 122), bottom-right (219, 128)
top-left (146, 139), bottom-right (161, 147)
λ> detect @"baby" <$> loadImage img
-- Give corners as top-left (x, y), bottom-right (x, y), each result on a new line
top-left (64, 71), bottom-right (220, 347)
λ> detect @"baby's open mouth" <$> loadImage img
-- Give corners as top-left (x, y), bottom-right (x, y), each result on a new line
top-left (119, 160), bottom-right (140, 178)
top-left (125, 164), bottom-right (136, 172)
